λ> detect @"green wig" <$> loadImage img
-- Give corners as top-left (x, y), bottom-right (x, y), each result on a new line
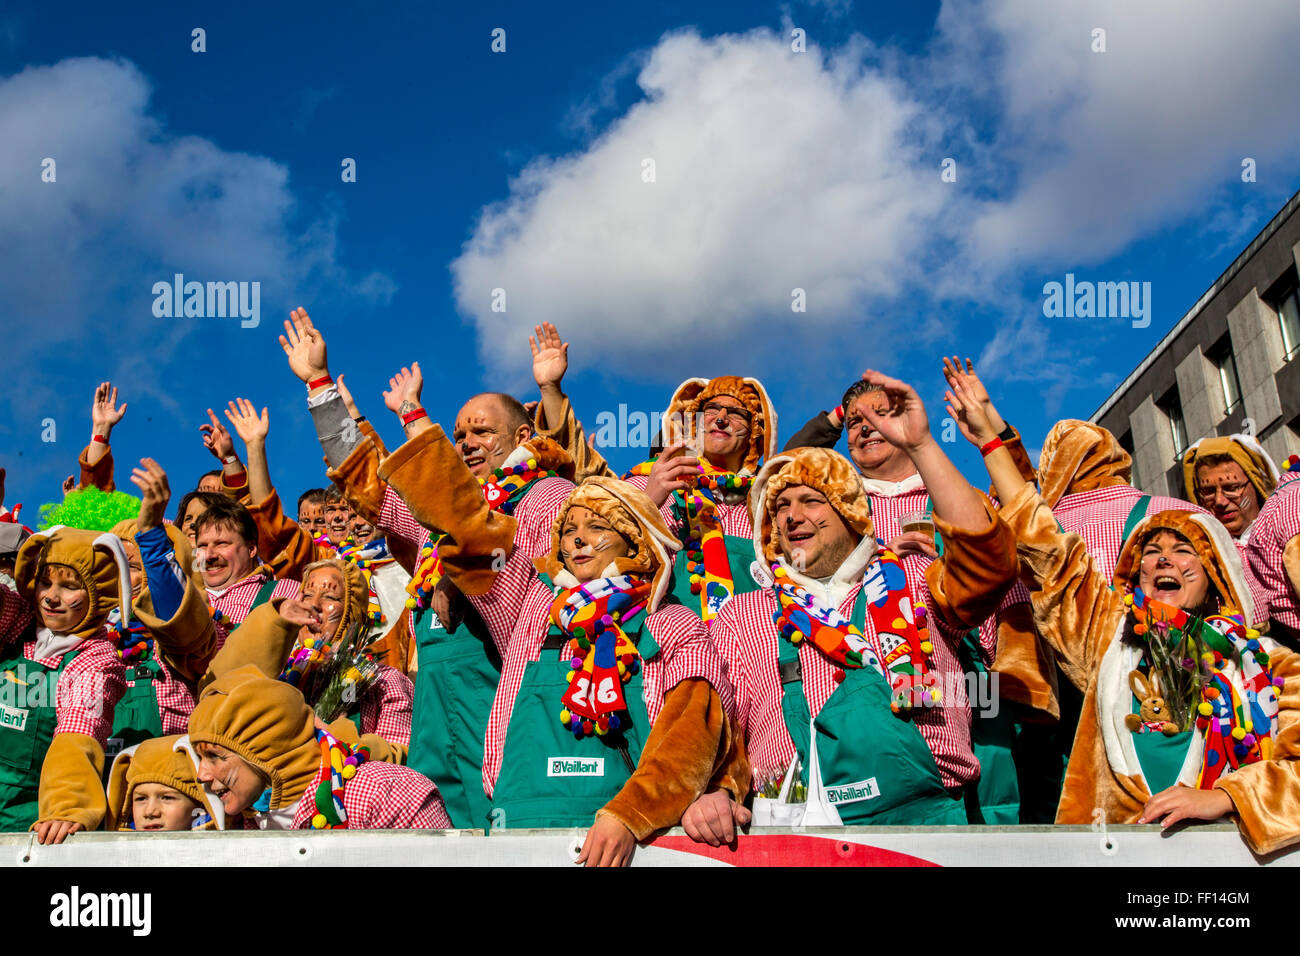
top-left (38, 487), bottom-right (141, 532)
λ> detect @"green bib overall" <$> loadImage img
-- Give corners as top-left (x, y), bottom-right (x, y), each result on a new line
top-left (407, 603), bottom-right (501, 830)
top-left (778, 589), bottom-right (966, 825)
top-left (921, 501), bottom-right (1020, 823)
top-left (489, 598), bottom-right (654, 830)
top-left (0, 640), bottom-right (78, 831)
top-left (665, 533), bottom-right (759, 614)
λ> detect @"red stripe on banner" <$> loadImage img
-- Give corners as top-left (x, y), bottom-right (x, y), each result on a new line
top-left (646, 834), bottom-right (942, 867)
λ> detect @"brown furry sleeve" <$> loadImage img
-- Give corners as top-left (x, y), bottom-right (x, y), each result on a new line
top-left (378, 425), bottom-right (518, 597)
top-left (77, 443), bottom-right (115, 492)
top-left (533, 393), bottom-right (616, 482)
top-left (925, 492), bottom-right (1018, 632)
top-left (327, 434), bottom-right (387, 526)
top-left (996, 482), bottom-right (1123, 685)
top-left (37, 733), bottom-right (107, 831)
top-left (198, 599), bottom-right (299, 690)
top-left (599, 678), bottom-right (734, 841)
top-left (1214, 644), bottom-right (1300, 855)
top-left (243, 487), bottom-right (317, 582)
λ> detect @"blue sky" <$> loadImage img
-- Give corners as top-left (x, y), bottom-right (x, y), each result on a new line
top-left (3, 0), bottom-right (1300, 516)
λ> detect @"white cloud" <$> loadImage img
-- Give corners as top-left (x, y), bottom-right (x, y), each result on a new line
top-left (946, 0), bottom-right (1300, 270)
top-left (0, 56), bottom-right (393, 359)
top-left (451, 28), bottom-right (950, 382)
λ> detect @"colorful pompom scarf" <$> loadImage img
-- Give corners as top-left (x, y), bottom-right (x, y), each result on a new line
top-left (405, 457), bottom-right (559, 613)
top-left (308, 727), bottom-right (369, 829)
top-left (108, 605), bottom-right (154, 665)
top-left (1127, 588), bottom-right (1282, 789)
top-left (550, 575), bottom-right (652, 739)
top-left (626, 457), bottom-right (751, 622)
top-left (770, 544), bottom-right (937, 714)
top-left (336, 536), bottom-right (390, 627)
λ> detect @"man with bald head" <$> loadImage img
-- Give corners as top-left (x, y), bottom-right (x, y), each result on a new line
top-left (278, 309), bottom-right (575, 829)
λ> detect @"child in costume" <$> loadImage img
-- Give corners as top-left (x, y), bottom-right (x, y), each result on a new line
top-left (380, 407), bottom-right (742, 865)
top-left (949, 378), bottom-right (1300, 854)
top-left (188, 665), bottom-right (448, 830)
top-left (4, 527), bottom-right (130, 843)
top-left (106, 734), bottom-right (222, 831)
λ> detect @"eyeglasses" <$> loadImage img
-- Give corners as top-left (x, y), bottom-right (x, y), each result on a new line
top-left (1195, 481), bottom-right (1251, 504)
top-left (700, 402), bottom-right (752, 426)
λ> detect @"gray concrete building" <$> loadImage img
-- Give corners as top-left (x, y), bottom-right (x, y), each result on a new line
top-left (1092, 189), bottom-right (1300, 497)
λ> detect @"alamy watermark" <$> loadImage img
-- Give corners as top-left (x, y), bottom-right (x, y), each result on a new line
top-left (1042, 273), bottom-right (1150, 329)
top-left (151, 273), bottom-right (260, 328)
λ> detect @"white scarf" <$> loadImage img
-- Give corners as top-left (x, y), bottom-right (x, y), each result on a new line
top-left (33, 626), bottom-right (84, 661)
top-left (859, 471), bottom-right (926, 498)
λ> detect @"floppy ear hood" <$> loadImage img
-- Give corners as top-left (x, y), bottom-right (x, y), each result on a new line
top-left (1037, 419), bottom-right (1132, 508)
top-left (1114, 509), bottom-right (1253, 622)
top-left (14, 525), bottom-right (129, 637)
top-left (534, 476), bottom-right (682, 613)
top-left (660, 376), bottom-right (776, 474)
top-left (1182, 433), bottom-right (1280, 506)
top-left (749, 447), bottom-right (873, 566)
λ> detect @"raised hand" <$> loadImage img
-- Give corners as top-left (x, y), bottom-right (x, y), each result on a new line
top-left (530, 322), bottom-right (569, 391)
top-left (224, 398), bottom-right (270, 446)
top-left (335, 373), bottom-right (362, 420)
top-left (91, 381), bottom-right (127, 436)
top-left (129, 458), bottom-right (172, 532)
top-left (200, 408), bottom-right (237, 461)
top-left (942, 355), bottom-right (1006, 434)
top-left (383, 363), bottom-right (424, 416)
top-left (944, 375), bottom-right (996, 447)
top-left (644, 442), bottom-right (701, 509)
top-left (857, 370), bottom-right (932, 452)
top-left (279, 598), bottom-right (323, 632)
top-left (61, 475), bottom-right (75, 496)
top-left (278, 307), bottom-right (329, 385)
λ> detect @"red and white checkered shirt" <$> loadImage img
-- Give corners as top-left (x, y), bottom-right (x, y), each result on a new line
top-left (1246, 471), bottom-right (1300, 631)
top-left (711, 574), bottom-right (978, 791)
top-left (481, 576), bottom-right (731, 795)
top-left (147, 655), bottom-right (196, 736)
top-left (360, 662), bottom-right (414, 745)
top-left (1053, 485), bottom-right (1206, 581)
top-left (862, 483), bottom-right (1027, 666)
top-left (623, 473), bottom-right (755, 540)
top-left (207, 573), bottom-right (302, 648)
top-left (0, 582), bottom-right (34, 644)
top-left (289, 759), bottom-right (451, 829)
top-left (377, 477), bottom-right (575, 657)
top-left (20, 632), bottom-right (127, 746)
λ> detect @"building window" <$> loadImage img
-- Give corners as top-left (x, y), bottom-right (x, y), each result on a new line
top-left (1157, 388), bottom-right (1188, 459)
top-left (1207, 336), bottom-right (1242, 413)
top-left (1281, 287), bottom-right (1300, 360)
top-left (1118, 428), bottom-right (1139, 487)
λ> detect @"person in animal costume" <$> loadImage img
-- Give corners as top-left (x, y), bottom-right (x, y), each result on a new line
top-left (202, 557), bottom-right (414, 763)
top-left (1183, 433), bottom-right (1280, 544)
top-left (279, 308), bottom-right (575, 830)
top-left (687, 371), bottom-right (1018, 841)
top-left (105, 734), bottom-right (223, 831)
top-left (378, 403), bottom-right (742, 865)
top-left (188, 665), bottom-right (448, 830)
top-left (1246, 467), bottom-right (1300, 650)
top-left (4, 527), bottom-right (131, 843)
top-left (949, 378), bottom-right (1300, 853)
top-left (528, 321), bottom-right (778, 625)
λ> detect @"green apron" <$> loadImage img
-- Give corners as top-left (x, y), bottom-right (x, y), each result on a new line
top-left (407, 603), bottom-right (501, 830)
top-left (489, 596), bottom-right (654, 830)
top-left (0, 638), bottom-right (78, 831)
top-left (666, 533), bottom-right (758, 614)
top-left (778, 589), bottom-right (966, 825)
top-left (1130, 681), bottom-right (1192, 795)
top-left (923, 500), bottom-right (1021, 823)
top-left (106, 650), bottom-right (164, 762)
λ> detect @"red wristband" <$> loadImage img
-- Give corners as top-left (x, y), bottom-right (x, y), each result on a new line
top-left (401, 408), bottom-right (429, 426)
top-left (91, 434), bottom-right (108, 445)
top-left (307, 375), bottom-right (333, 390)
top-left (980, 437), bottom-right (1004, 456)
top-left (833, 406), bottom-right (844, 422)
